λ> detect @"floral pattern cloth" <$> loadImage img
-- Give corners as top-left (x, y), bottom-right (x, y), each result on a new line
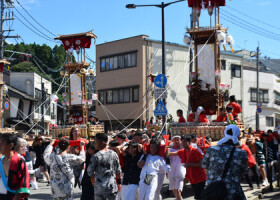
top-left (87, 150), bottom-right (121, 197)
top-left (201, 144), bottom-right (248, 200)
top-left (44, 145), bottom-right (85, 200)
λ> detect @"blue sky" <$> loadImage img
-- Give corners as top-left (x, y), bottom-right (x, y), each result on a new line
top-left (7, 0), bottom-right (280, 63)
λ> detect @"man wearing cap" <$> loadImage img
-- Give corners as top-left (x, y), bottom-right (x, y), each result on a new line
top-left (168, 136), bottom-right (185, 200)
top-left (226, 95), bottom-right (242, 121)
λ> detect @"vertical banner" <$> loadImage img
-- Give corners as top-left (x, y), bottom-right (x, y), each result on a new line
top-left (70, 74), bottom-right (82, 105)
top-left (197, 44), bottom-right (215, 90)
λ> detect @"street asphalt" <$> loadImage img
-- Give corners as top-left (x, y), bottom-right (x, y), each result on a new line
top-left (28, 178), bottom-right (280, 200)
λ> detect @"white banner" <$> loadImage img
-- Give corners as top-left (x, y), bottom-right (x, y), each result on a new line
top-left (70, 74), bottom-right (82, 105)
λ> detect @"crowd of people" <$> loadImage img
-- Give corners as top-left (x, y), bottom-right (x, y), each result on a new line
top-left (0, 120), bottom-right (279, 200)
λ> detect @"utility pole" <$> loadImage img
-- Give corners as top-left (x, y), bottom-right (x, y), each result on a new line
top-left (161, 2), bottom-right (167, 133)
top-left (41, 78), bottom-right (45, 134)
top-left (256, 43), bottom-right (260, 131)
top-left (0, 0), bottom-right (18, 128)
top-left (188, 11), bottom-right (193, 116)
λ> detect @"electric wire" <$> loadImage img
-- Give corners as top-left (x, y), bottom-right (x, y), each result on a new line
top-left (14, 0), bottom-right (57, 37)
top-left (220, 11), bottom-right (280, 41)
top-left (226, 5), bottom-right (280, 31)
top-left (221, 9), bottom-right (280, 39)
top-left (12, 5), bottom-right (58, 42)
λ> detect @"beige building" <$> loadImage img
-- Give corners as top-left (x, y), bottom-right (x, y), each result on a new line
top-left (96, 35), bottom-right (190, 130)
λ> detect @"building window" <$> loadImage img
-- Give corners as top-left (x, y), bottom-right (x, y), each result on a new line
top-left (98, 91), bottom-right (104, 104)
top-left (250, 89), bottom-right (269, 103)
top-left (100, 51), bottom-right (137, 72)
top-left (51, 104), bottom-right (55, 119)
top-left (101, 59), bottom-right (106, 72)
top-left (113, 90), bottom-right (119, 103)
top-left (266, 117), bottom-right (274, 127)
top-left (275, 115), bottom-right (280, 127)
top-left (106, 90), bottom-right (113, 104)
top-left (221, 60), bottom-right (226, 70)
top-left (132, 87), bottom-right (139, 102)
top-left (45, 94), bottom-right (50, 116)
top-left (275, 92), bottom-right (280, 105)
top-left (231, 64), bottom-right (241, 78)
top-left (35, 89), bottom-right (42, 113)
top-left (124, 89), bottom-right (130, 103)
top-left (99, 86), bottom-right (136, 104)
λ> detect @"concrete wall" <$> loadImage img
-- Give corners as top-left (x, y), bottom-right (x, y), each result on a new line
top-left (243, 70), bottom-right (280, 130)
top-left (220, 53), bottom-right (243, 111)
top-left (150, 41), bottom-right (190, 121)
top-left (10, 72), bottom-right (55, 133)
top-left (96, 35), bottom-right (147, 125)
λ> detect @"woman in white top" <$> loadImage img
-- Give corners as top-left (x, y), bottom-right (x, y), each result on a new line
top-left (44, 138), bottom-right (85, 200)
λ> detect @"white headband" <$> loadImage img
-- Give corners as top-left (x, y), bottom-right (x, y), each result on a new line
top-left (172, 135), bottom-right (181, 140)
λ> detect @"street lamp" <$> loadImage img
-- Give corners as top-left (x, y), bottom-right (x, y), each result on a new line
top-left (126, 0), bottom-right (185, 133)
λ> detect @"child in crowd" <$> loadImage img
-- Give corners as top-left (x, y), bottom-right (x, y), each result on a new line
top-left (138, 138), bottom-right (170, 200)
top-left (168, 136), bottom-right (186, 200)
top-left (226, 106), bottom-right (235, 124)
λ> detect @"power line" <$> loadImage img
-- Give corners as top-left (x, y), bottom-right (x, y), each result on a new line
top-left (12, 6), bottom-right (58, 43)
top-left (226, 5), bottom-right (280, 31)
top-left (221, 9), bottom-right (280, 39)
top-left (220, 14), bottom-right (280, 42)
top-left (13, 14), bottom-right (57, 43)
top-left (14, 0), bottom-right (57, 37)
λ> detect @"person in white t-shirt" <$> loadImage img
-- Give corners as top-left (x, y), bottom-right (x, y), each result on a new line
top-left (168, 136), bottom-right (186, 200)
top-left (138, 138), bottom-right (170, 200)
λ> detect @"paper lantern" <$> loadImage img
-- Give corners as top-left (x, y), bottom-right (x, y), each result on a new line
top-left (88, 68), bottom-right (94, 75)
top-left (215, 70), bottom-right (221, 79)
top-left (217, 30), bottom-right (226, 44)
top-left (80, 68), bottom-right (87, 74)
top-left (225, 84), bottom-right (230, 92)
top-left (219, 84), bottom-right (225, 92)
top-left (226, 34), bottom-right (234, 45)
top-left (183, 34), bottom-right (192, 46)
top-left (60, 70), bottom-right (65, 76)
